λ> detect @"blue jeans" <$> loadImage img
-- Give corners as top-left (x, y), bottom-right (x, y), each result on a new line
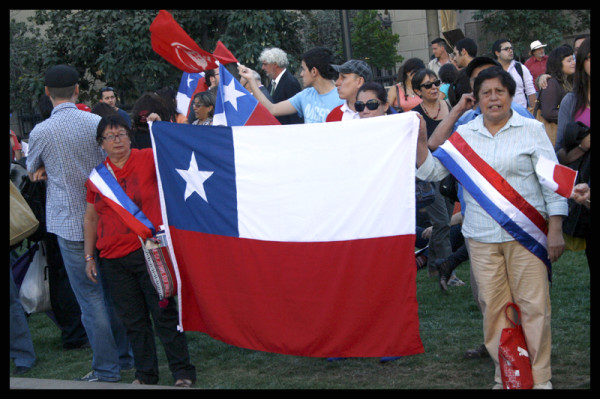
top-left (57, 236), bottom-right (132, 380)
top-left (10, 268), bottom-right (36, 369)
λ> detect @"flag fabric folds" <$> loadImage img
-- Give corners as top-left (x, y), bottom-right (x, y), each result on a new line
top-left (150, 10), bottom-right (218, 73)
top-left (212, 40), bottom-right (239, 65)
top-left (535, 155), bottom-right (578, 198)
top-left (176, 72), bottom-right (207, 119)
top-left (213, 64), bottom-right (280, 126)
top-left (149, 113), bottom-right (424, 357)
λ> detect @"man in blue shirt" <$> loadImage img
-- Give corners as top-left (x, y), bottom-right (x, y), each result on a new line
top-left (239, 47), bottom-right (343, 124)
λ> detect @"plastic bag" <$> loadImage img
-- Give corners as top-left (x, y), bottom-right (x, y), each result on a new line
top-left (19, 241), bottom-right (52, 314)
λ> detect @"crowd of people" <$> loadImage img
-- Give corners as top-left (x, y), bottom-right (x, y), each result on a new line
top-left (10, 33), bottom-right (590, 389)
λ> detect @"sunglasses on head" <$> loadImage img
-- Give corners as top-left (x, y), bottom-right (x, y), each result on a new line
top-left (419, 80), bottom-right (441, 90)
top-left (354, 99), bottom-right (381, 112)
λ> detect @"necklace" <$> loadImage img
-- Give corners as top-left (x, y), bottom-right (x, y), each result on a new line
top-left (422, 101), bottom-right (441, 120)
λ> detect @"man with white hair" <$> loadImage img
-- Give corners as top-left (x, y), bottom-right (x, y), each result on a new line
top-left (258, 47), bottom-right (304, 124)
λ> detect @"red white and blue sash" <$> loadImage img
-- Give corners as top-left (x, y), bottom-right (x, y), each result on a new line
top-left (433, 132), bottom-right (552, 277)
top-left (88, 162), bottom-right (156, 239)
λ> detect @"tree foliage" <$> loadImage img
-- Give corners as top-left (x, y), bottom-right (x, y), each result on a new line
top-left (350, 10), bottom-right (402, 70)
top-left (9, 10), bottom-right (305, 111)
top-left (472, 10), bottom-right (590, 60)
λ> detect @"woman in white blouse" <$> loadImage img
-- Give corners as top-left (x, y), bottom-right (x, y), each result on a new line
top-left (416, 66), bottom-right (567, 389)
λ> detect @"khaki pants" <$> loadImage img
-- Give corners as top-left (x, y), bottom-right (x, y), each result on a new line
top-left (467, 238), bottom-right (552, 385)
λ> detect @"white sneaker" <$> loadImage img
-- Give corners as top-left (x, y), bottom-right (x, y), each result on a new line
top-left (492, 382), bottom-right (503, 389)
top-left (533, 381), bottom-right (553, 389)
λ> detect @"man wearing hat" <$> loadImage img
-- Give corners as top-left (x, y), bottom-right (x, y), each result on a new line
top-left (27, 64), bottom-right (132, 383)
top-left (525, 40), bottom-right (549, 92)
top-left (326, 59), bottom-right (373, 122)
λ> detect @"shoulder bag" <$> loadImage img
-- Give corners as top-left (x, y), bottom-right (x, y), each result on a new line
top-left (533, 89), bottom-right (558, 146)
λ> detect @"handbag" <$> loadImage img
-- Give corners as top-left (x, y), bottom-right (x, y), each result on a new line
top-left (533, 90), bottom-right (558, 146)
top-left (498, 302), bottom-right (534, 389)
top-left (91, 162), bottom-right (176, 300)
top-left (415, 178), bottom-right (435, 209)
top-left (18, 241), bottom-right (52, 314)
top-left (10, 180), bottom-right (39, 247)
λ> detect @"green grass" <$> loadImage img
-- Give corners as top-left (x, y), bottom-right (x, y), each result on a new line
top-left (12, 250), bottom-right (590, 389)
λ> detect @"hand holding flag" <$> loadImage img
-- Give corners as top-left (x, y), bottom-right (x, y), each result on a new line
top-left (213, 64), bottom-right (280, 126)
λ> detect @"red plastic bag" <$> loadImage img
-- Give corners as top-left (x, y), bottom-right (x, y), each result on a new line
top-left (498, 302), bottom-right (534, 389)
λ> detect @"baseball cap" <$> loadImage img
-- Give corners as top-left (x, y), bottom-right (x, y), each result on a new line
top-left (44, 64), bottom-right (79, 88)
top-left (331, 59), bottom-right (373, 81)
top-left (464, 57), bottom-right (501, 79)
top-left (530, 40), bottom-right (547, 53)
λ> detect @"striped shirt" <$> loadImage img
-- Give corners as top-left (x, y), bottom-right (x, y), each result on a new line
top-left (27, 102), bottom-right (104, 241)
top-left (417, 111), bottom-right (568, 243)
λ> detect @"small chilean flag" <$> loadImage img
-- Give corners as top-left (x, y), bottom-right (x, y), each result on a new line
top-left (535, 155), bottom-right (578, 198)
top-left (213, 64), bottom-right (280, 126)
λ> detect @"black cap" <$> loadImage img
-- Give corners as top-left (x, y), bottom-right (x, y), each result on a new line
top-left (464, 57), bottom-right (501, 79)
top-left (44, 64), bottom-right (79, 88)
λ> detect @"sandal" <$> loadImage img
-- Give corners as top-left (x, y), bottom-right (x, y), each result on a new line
top-left (175, 379), bottom-right (193, 388)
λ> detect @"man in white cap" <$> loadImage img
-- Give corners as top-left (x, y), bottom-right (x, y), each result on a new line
top-left (525, 40), bottom-right (548, 92)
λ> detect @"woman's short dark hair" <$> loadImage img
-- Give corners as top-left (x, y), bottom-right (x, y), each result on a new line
top-left (192, 90), bottom-right (216, 118)
top-left (411, 69), bottom-right (438, 94)
top-left (356, 81), bottom-right (388, 104)
top-left (472, 66), bottom-right (516, 102)
top-left (96, 114), bottom-right (130, 145)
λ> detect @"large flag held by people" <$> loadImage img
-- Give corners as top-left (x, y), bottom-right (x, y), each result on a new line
top-left (150, 10), bottom-right (218, 73)
top-left (148, 113), bottom-right (424, 357)
top-left (213, 64), bottom-right (280, 126)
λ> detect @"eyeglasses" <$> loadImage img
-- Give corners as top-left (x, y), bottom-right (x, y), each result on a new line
top-left (419, 80), bottom-right (441, 90)
top-left (192, 102), bottom-right (208, 108)
top-left (355, 99), bottom-right (381, 112)
top-left (102, 131), bottom-right (128, 142)
top-left (501, 46), bottom-right (513, 52)
top-left (100, 87), bottom-right (115, 93)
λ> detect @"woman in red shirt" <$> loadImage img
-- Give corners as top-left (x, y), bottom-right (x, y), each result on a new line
top-left (83, 114), bottom-right (196, 387)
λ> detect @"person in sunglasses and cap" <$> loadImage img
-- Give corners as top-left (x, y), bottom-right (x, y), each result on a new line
top-left (326, 59), bottom-right (376, 122)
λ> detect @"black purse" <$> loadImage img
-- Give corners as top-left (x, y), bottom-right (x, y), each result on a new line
top-left (415, 178), bottom-right (435, 209)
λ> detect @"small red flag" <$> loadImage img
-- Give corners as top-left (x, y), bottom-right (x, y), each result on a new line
top-left (213, 40), bottom-right (239, 65)
top-left (150, 10), bottom-right (218, 73)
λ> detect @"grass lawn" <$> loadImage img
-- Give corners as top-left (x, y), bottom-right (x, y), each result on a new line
top-left (11, 249), bottom-right (590, 389)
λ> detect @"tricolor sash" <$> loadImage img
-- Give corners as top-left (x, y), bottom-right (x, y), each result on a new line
top-left (88, 161), bottom-right (176, 300)
top-left (88, 162), bottom-right (155, 239)
top-left (433, 132), bottom-right (552, 278)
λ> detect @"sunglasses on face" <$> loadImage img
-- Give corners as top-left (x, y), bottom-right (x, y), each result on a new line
top-left (419, 80), bottom-right (441, 90)
top-left (355, 99), bottom-right (381, 112)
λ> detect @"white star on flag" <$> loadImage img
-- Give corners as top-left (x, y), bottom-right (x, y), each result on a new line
top-left (222, 77), bottom-right (246, 110)
top-left (176, 152), bottom-right (214, 202)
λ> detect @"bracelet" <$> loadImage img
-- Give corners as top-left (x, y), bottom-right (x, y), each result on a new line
top-left (578, 144), bottom-right (588, 152)
top-left (84, 254), bottom-right (94, 262)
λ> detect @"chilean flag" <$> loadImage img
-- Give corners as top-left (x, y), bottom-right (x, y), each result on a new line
top-left (535, 155), bottom-right (578, 198)
top-left (148, 113), bottom-right (424, 357)
top-left (176, 72), bottom-right (207, 119)
top-left (150, 10), bottom-right (218, 73)
top-left (213, 64), bottom-right (280, 126)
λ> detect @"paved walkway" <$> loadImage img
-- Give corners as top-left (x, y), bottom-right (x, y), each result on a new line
top-left (10, 377), bottom-right (187, 389)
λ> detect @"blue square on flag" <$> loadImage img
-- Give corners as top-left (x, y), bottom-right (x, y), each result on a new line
top-left (151, 122), bottom-right (238, 237)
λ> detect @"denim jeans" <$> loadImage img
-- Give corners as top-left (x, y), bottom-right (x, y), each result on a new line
top-left (10, 268), bottom-right (36, 369)
top-left (56, 236), bottom-right (132, 380)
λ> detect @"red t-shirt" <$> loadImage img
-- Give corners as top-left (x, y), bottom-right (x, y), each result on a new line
top-left (86, 148), bottom-right (163, 259)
